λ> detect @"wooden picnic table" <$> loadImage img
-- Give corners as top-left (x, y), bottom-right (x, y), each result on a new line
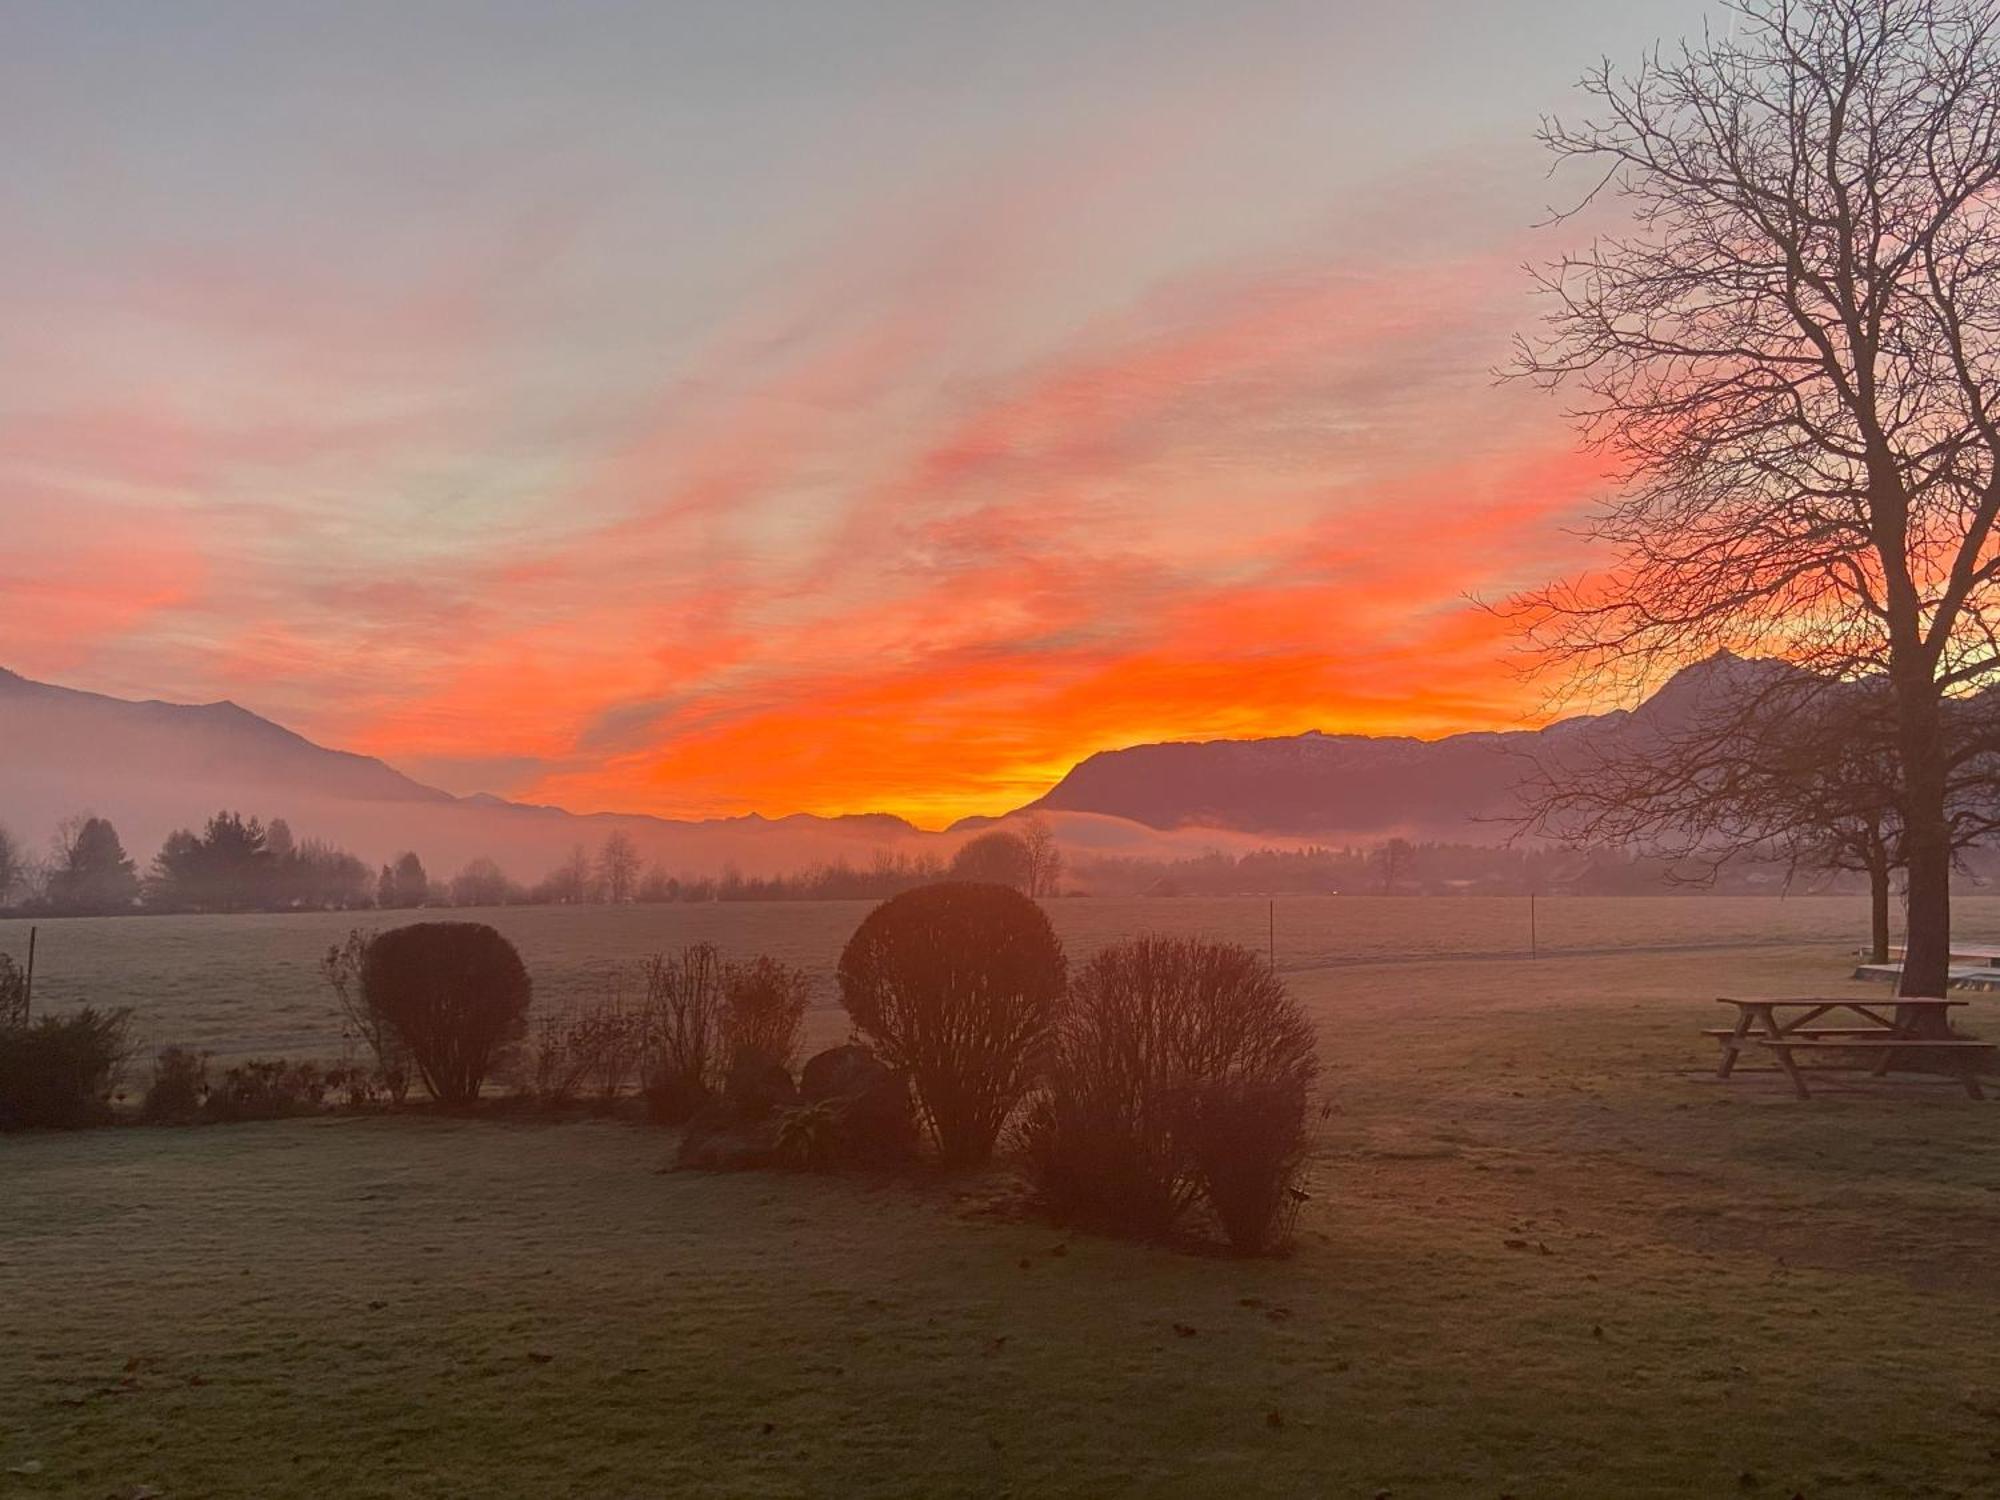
top-left (1709, 997), bottom-right (1992, 1100)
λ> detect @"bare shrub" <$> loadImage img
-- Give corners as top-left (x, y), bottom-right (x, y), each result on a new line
top-left (637, 944), bottom-right (726, 1123)
top-left (205, 1059), bottom-right (330, 1122)
top-left (723, 956), bottom-right (813, 1070)
top-left (1185, 1077), bottom-right (1314, 1256)
top-left (837, 882), bottom-right (1066, 1167)
top-left (1025, 936), bottom-right (1318, 1252)
top-left (321, 928), bottom-right (411, 1104)
top-left (522, 987), bottom-right (645, 1106)
top-left (573, 991), bottom-right (644, 1101)
top-left (526, 1010), bottom-right (591, 1105)
top-left (0, 953), bottom-right (26, 1029)
top-left (361, 922), bottom-right (532, 1105)
top-left (144, 1045), bottom-right (210, 1123)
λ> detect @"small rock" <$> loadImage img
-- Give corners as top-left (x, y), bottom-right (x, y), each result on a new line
top-left (526, 1351), bottom-right (554, 1365)
top-left (1502, 1238), bottom-right (1529, 1250)
top-left (1172, 1323), bottom-right (1198, 1338)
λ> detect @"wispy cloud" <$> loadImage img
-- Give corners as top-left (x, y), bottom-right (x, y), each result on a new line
top-left (1, 19), bottom-right (1615, 826)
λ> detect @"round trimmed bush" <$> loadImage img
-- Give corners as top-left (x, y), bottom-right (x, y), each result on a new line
top-left (361, 922), bottom-right (531, 1104)
top-left (836, 882), bottom-right (1065, 1167)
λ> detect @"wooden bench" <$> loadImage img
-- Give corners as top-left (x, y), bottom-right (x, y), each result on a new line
top-left (1752, 1036), bottom-right (1996, 1100)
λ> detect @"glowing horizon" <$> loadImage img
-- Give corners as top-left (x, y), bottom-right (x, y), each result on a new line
top-left (0, 0), bottom-right (1714, 829)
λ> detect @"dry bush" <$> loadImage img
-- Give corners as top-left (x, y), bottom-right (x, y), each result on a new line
top-left (837, 882), bottom-right (1066, 1167)
top-left (573, 992), bottom-right (644, 1101)
top-left (527, 1010), bottom-right (591, 1105)
top-left (528, 989), bottom-right (646, 1105)
top-left (1025, 936), bottom-right (1318, 1252)
top-left (144, 1045), bottom-right (210, 1123)
top-left (321, 928), bottom-right (411, 1104)
top-left (637, 944), bottom-right (726, 1122)
top-left (1185, 1076), bottom-right (1314, 1255)
top-left (205, 1059), bottom-right (330, 1122)
top-left (722, 956), bottom-right (813, 1070)
top-left (0, 953), bottom-right (26, 1029)
top-left (361, 922), bottom-right (532, 1105)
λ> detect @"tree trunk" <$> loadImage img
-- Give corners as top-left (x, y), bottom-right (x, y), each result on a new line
top-left (1892, 668), bottom-right (1953, 1034)
top-left (1867, 853), bottom-right (1891, 967)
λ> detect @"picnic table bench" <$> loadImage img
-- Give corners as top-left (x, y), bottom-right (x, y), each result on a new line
top-left (1710, 997), bottom-right (1994, 1100)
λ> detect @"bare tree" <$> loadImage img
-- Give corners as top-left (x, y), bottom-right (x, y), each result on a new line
top-left (1523, 665), bottom-right (1891, 946)
top-left (1374, 837), bottom-right (1414, 894)
top-left (598, 830), bottom-right (641, 904)
top-left (1514, 0), bottom-right (2000, 998)
top-left (0, 823), bottom-right (20, 908)
top-left (1020, 816), bottom-right (1065, 898)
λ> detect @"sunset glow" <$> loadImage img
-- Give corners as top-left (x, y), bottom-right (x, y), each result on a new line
top-left (0, 0), bottom-right (1704, 826)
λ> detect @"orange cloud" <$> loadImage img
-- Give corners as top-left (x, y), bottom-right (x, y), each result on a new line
top-left (4, 134), bottom-right (1615, 828)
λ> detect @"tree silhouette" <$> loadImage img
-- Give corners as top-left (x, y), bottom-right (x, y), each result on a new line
top-left (377, 851), bottom-right (429, 909)
top-left (1514, 0), bottom-right (2000, 999)
top-left (949, 829), bottom-right (1035, 892)
top-left (46, 814), bottom-right (138, 914)
top-left (598, 831), bottom-right (641, 904)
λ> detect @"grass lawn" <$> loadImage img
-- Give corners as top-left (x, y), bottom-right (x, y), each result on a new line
top-left (6, 941), bottom-right (2000, 1498)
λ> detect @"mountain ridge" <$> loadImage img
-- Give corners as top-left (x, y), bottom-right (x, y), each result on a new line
top-left (0, 655), bottom-right (1775, 872)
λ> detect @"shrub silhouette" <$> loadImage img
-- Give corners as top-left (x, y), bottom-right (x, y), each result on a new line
top-left (321, 929), bottom-right (411, 1104)
top-left (361, 922), bottom-right (530, 1104)
top-left (837, 882), bottom-right (1065, 1167)
top-left (144, 1045), bottom-right (209, 1123)
top-left (638, 944), bottom-right (726, 1122)
top-left (1025, 936), bottom-right (1318, 1253)
top-left (0, 1007), bottom-right (132, 1129)
top-left (1185, 1073), bottom-right (1316, 1255)
top-left (722, 955), bottom-right (813, 1070)
top-left (205, 1058), bottom-right (329, 1121)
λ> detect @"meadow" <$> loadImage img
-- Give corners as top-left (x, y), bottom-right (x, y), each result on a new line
top-left (0, 894), bottom-right (1968, 1062)
top-left (6, 898), bottom-right (2000, 1497)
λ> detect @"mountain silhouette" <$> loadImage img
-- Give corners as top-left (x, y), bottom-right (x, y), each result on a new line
top-left (0, 655), bottom-right (1788, 874)
top-left (1005, 653), bottom-right (1793, 837)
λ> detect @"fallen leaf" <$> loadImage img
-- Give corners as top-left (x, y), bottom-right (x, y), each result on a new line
top-left (5, 1461), bottom-right (43, 1476)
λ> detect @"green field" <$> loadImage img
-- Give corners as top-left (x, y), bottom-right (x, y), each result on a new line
top-left (6, 901), bottom-right (2000, 1497)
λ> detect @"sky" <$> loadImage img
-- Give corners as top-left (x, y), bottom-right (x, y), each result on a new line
top-left (0, 0), bottom-right (1717, 827)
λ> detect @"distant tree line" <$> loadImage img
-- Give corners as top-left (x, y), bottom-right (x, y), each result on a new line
top-left (1067, 838), bottom-right (2000, 900)
top-left (0, 813), bottom-right (1068, 916)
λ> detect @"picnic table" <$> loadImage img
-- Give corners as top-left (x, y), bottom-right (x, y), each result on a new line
top-left (1709, 997), bottom-right (1993, 1100)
